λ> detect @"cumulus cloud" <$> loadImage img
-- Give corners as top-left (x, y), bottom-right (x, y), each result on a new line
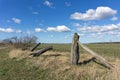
top-left (47, 25), bottom-right (71, 32)
top-left (0, 27), bottom-right (22, 33)
top-left (35, 28), bottom-right (44, 32)
top-left (71, 6), bottom-right (117, 20)
top-left (0, 28), bottom-right (14, 33)
top-left (77, 23), bottom-right (120, 37)
top-left (12, 18), bottom-right (21, 24)
top-left (47, 27), bottom-right (57, 32)
top-left (44, 0), bottom-right (53, 7)
top-left (78, 24), bottom-right (119, 33)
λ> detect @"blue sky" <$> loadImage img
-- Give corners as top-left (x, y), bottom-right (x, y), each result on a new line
top-left (0, 0), bottom-right (120, 43)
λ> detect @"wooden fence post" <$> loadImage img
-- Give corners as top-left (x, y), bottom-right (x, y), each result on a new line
top-left (31, 43), bottom-right (41, 51)
top-left (71, 33), bottom-right (79, 65)
top-left (78, 41), bottom-right (113, 69)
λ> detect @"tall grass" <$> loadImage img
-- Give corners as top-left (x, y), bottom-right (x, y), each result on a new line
top-left (0, 43), bottom-right (120, 80)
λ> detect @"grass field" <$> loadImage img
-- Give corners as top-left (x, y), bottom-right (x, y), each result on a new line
top-left (37, 43), bottom-right (120, 58)
top-left (0, 43), bottom-right (120, 80)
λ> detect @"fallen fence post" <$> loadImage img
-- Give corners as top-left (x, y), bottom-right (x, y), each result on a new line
top-left (71, 33), bottom-right (79, 65)
top-left (78, 41), bottom-right (113, 69)
top-left (31, 42), bottom-right (41, 51)
top-left (30, 46), bottom-right (53, 57)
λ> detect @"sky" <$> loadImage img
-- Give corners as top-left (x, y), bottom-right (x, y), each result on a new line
top-left (0, 0), bottom-right (120, 43)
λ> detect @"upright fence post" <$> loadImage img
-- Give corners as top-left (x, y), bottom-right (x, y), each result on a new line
top-left (71, 33), bottom-right (79, 65)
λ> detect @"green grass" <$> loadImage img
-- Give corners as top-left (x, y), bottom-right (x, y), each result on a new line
top-left (0, 47), bottom-right (52, 80)
top-left (36, 43), bottom-right (72, 52)
top-left (36, 43), bottom-right (85, 53)
top-left (0, 43), bottom-right (120, 80)
top-left (36, 43), bottom-right (120, 58)
top-left (86, 44), bottom-right (120, 58)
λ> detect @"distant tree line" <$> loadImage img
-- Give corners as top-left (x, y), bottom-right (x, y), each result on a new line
top-left (2, 35), bottom-right (38, 50)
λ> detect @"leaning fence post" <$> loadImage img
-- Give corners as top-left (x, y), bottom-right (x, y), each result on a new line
top-left (71, 33), bottom-right (79, 65)
top-left (31, 42), bottom-right (41, 51)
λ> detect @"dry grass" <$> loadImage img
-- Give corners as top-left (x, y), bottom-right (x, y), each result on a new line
top-left (8, 49), bottom-right (120, 80)
top-left (25, 51), bottom-right (120, 80)
top-left (9, 49), bottom-right (30, 59)
top-left (105, 57), bottom-right (120, 80)
top-left (1, 43), bottom-right (120, 80)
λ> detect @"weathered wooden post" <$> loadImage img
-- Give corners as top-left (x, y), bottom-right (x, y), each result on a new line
top-left (31, 42), bottom-right (41, 51)
top-left (71, 33), bottom-right (79, 65)
top-left (30, 46), bottom-right (53, 57)
top-left (78, 41), bottom-right (113, 69)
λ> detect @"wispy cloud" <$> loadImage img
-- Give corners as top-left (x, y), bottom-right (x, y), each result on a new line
top-left (111, 16), bottom-right (118, 21)
top-left (65, 2), bottom-right (71, 7)
top-left (0, 27), bottom-right (22, 33)
top-left (44, 0), bottom-right (53, 8)
top-left (47, 25), bottom-right (71, 32)
top-left (71, 6), bottom-right (117, 20)
top-left (26, 30), bottom-right (32, 35)
top-left (32, 12), bottom-right (39, 15)
top-left (12, 18), bottom-right (21, 24)
top-left (78, 33), bottom-right (85, 36)
top-left (16, 30), bottom-right (22, 33)
top-left (35, 28), bottom-right (45, 32)
top-left (72, 23), bottom-right (81, 27)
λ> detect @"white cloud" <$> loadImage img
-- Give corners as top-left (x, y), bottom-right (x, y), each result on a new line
top-left (47, 27), bottom-right (57, 32)
top-left (56, 25), bottom-right (71, 32)
top-left (0, 27), bottom-right (22, 33)
top-left (12, 18), bottom-right (21, 24)
top-left (109, 31), bottom-right (120, 35)
top-left (35, 28), bottom-right (44, 32)
top-left (5, 28), bottom-right (14, 33)
top-left (111, 16), bottom-right (118, 21)
top-left (76, 23), bottom-right (120, 39)
top-left (78, 33), bottom-right (85, 36)
top-left (44, 0), bottom-right (52, 7)
top-left (32, 12), bottom-right (39, 15)
top-left (0, 28), bottom-right (14, 33)
top-left (47, 25), bottom-right (71, 32)
top-left (78, 24), bottom-right (119, 33)
top-left (71, 6), bottom-right (117, 20)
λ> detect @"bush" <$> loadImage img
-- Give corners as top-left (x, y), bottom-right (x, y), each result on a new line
top-left (2, 35), bottom-right (38, 50)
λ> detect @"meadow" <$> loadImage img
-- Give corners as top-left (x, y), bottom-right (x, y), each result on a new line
top-left (38, 43), bottom-right (120, 58)
top-left (0, 43), bottom-right (120, 80)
